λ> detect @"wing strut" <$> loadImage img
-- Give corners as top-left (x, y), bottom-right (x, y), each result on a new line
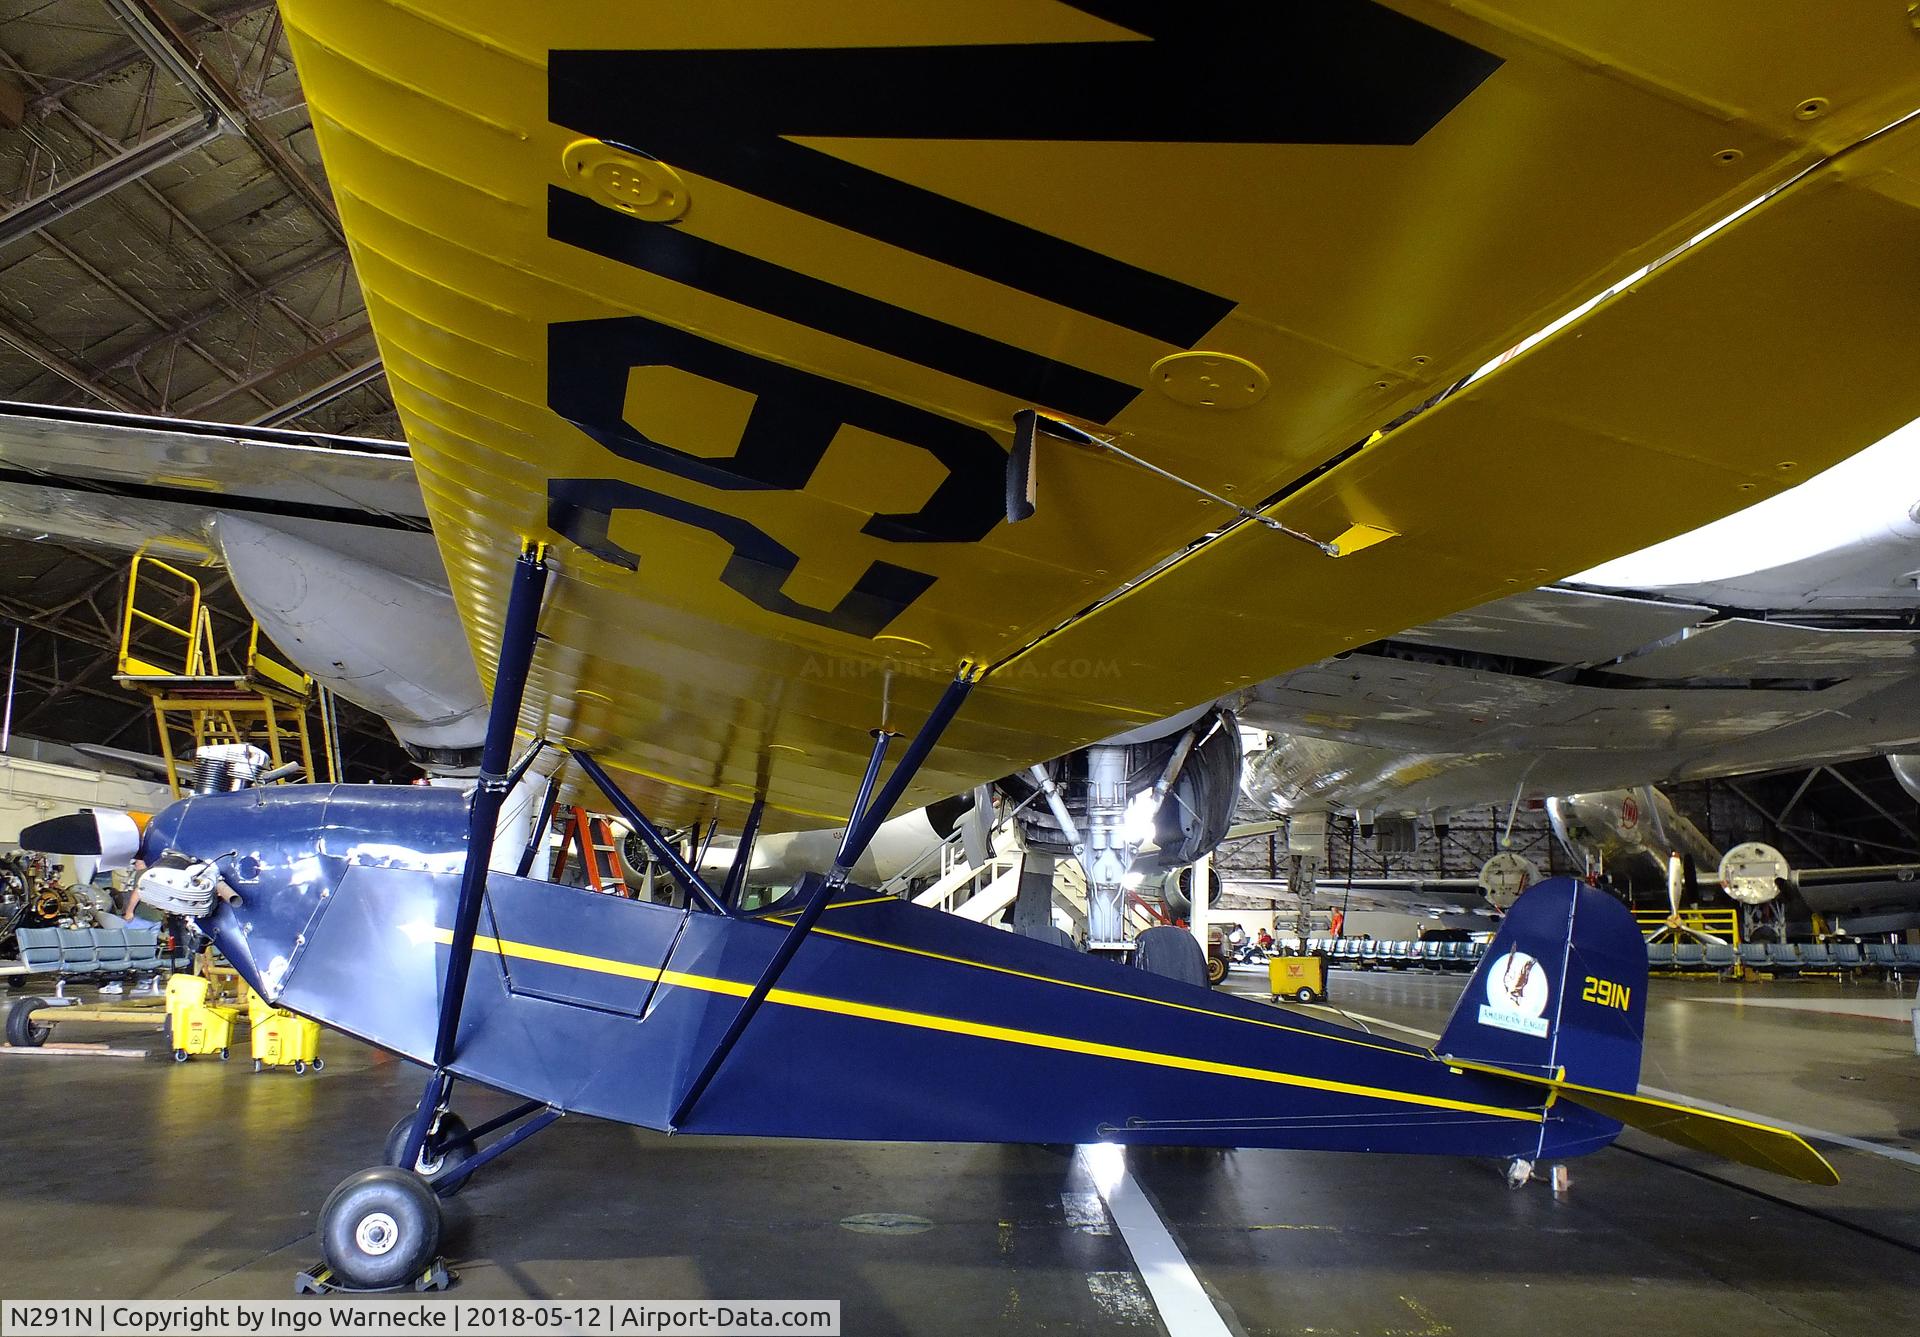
top-left (573, 750), bottom-right (726, 915)
top-left (720, 797), bottom-right (766, 911)
top-left (670, 665), bottom-right (981, 1127)
top-left (399, 542), bottom-right (550, 1173)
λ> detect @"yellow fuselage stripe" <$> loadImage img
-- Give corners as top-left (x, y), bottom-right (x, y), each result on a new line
top-left (429, 927), bottom-right (1539, 1124)
top-left (765, 913), bottom-right (1428, 1061)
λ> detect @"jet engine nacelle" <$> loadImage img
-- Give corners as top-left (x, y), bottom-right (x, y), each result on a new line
top-left (671, 796), bottom-right (991, 894)
top-left (997, 706), bottom-right (1242, 882)
top-left (1717, 841), bottom-right (1787, 906)
top-left (214, 515), bottom-right (490, 769)
top-left (1477, 851), bottom-right (1539, 912)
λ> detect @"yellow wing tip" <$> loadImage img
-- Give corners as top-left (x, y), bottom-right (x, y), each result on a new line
top-left (1787, 1136), bottom-right (1841, 1187)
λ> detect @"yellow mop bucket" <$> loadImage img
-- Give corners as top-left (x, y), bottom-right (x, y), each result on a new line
top-left (166, 973), bottom-right (236, 1062)
top-left (247, 987), bottom-right (324, 1074)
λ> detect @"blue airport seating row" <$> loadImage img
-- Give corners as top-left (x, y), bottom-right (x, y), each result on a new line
top-left (1292, 938), bottom-right (1486, 971)
top-left (11, 924), bottom-right (183, 979)
top-left (1269, 934), bottom-right (1916, 977)
top-left (1645, 940), bottom-right (1920, 975)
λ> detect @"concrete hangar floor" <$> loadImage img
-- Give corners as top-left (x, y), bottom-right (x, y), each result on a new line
top-left (4, 970), bottom-right (1917, 1335)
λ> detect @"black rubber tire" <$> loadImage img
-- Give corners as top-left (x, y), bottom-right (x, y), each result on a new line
top-left (1295, 987), bottom-right (1320, 1004)
top-left (172, 1048), bottom-right (188, 1063)
top-left (1205, 955), bottom-right (1227, 986)
top-left (319, 1167), bottom-right (443, 1291)
top-left (384, 1112), bottom-right (474, 1187)
top-left (6, 998), bottom-right (50, 1047)
top-left (293, 1060), bottom-right (306, 1074)
top-left (1133, 926), bottom-right (1210, 987)
top-left (311, 1058), bottom-right (325, 1072)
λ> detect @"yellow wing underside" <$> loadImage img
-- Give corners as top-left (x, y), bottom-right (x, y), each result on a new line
top-left (282, 1), bottom-right (1920, 828)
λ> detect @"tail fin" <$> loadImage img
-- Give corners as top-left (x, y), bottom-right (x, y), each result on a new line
top-left (1440, 877), bottom-right (1648, 1093)
top-left (1441, 878), bottom-right (1837, 1185)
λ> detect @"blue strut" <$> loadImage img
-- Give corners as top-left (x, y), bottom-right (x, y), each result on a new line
top-left (670, 666), bottom-right (979, 1126)
top-left (401, 544), bottom-right (548, 1173)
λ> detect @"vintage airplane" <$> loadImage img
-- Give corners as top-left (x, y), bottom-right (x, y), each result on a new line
top-left (1241, 417), bottom-right (1920, 824)
top-left (15, 0), bottom-right (1920, 1293)
top-left (1239, 414), bottom-right (1920, 919)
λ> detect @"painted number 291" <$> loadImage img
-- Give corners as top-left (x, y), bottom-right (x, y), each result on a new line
top-left (1582, 976), bottom-right (1631, 1011)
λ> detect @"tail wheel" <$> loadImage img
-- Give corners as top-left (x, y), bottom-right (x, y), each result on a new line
top-left (384, 1112), bottom-right (474, 1189)
top-left (319, 1167), bottom-right (443, 1291)
top-left (1205, 955), bottom-right (1227, 986)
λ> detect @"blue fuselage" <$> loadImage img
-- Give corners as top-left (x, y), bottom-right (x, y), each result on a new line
top-left (147, 784), bottom-right (1613, 1161)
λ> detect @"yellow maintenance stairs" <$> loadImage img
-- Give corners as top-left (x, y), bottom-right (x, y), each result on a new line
top-left (114, 553), bottom-right (341, 796)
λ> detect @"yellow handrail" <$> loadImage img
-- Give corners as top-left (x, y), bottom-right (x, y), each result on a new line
top-left (119, 553), bottom-right (205, 677)
top-left (1635, 907), bottom-right (1741, 945)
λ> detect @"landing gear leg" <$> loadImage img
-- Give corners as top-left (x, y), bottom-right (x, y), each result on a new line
top-left (312, 545), bottom-right (549, 1291)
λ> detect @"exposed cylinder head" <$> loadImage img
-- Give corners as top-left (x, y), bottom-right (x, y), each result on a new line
top-left (192, 756), bottom-right (231, 795)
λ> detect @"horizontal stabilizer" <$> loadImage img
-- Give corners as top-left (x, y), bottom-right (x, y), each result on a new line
top-left (1444, 1056), bottom-right (1837, 1185)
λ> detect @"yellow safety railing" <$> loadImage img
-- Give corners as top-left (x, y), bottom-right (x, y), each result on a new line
top-left (242, 623), bottom-right (313, 702)
top-left (1635, 907), bottom-right (1741, 945)
top-left (114, 553), bottom-right (338, 795)
top-left (118, 553), bottom-right (212, 678)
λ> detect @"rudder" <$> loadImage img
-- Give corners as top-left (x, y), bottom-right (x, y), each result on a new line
top-left (1439, 878), bottom-right (1647, 1095)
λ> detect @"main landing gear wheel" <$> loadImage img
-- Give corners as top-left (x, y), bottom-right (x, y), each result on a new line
top-left (6, 998), bottom-right (50, 1047)
top-left (384, 1112), bottom-right (473, 1190)
top-left (319, 1167), bottom-right (443, 1291)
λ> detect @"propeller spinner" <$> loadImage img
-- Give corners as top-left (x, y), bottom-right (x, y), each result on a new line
top-left (17, 810), bottom-right (148, 870)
